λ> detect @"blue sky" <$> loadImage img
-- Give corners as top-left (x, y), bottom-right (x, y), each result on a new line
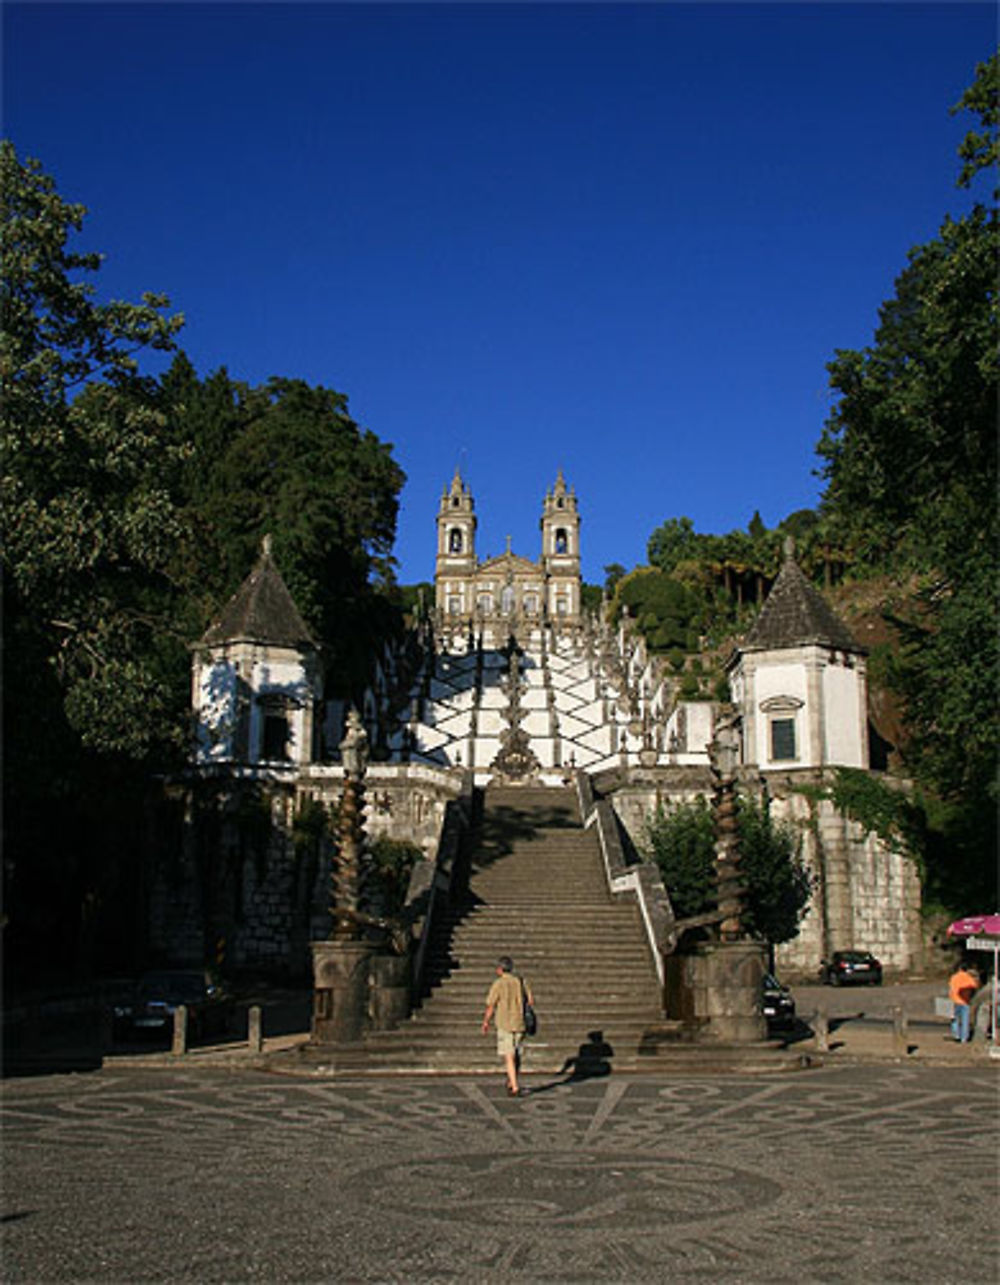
top-left (4, 2), bottom-right (993, 585)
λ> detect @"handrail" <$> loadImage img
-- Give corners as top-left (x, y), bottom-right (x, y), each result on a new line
top-left (407, 770), bottom-right (475, 998)
top-left (575, 769), bottom-right (676, 989)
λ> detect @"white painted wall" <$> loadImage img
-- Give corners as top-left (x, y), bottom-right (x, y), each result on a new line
top-left (822, 661), bottom-right (866, 767)
top-left (194, 648), bottom-right (316, 766)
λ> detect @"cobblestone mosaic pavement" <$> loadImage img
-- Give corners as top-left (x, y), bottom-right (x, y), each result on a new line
top-left (3, 1064), bottom-right (997, 1283)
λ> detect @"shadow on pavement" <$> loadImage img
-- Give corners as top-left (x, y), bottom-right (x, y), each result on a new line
top-left (527, 1029), bottom-right (615, 1095)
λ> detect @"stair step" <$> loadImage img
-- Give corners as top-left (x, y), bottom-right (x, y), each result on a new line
top-left (342, 773), bottom-right (664, 1071)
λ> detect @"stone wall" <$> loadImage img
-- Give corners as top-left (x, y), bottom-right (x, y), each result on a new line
top-left (147, 764), bottom-right (464, 980)
top-left (601, 765), bottom-right (924, 980)
top-left (766, 779), bottom-right (923, 977)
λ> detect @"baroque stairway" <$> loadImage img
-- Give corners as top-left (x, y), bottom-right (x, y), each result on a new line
top-left (356, 784), bottom-right (667, 1074)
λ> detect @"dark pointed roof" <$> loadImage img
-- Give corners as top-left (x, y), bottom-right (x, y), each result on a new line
top-left (201, 536), bottom-right (317, 649)
top-left (742, 541), bottom-right (862, 653)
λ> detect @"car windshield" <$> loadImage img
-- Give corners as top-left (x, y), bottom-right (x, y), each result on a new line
top-left (838, 952), bottom-right (874, 963)
top-left (138, 973), bottom-right (207, 1003)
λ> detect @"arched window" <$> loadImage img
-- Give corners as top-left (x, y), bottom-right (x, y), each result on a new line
top-left (449, 528), bottom-right (463, 553)
top-left (554, 528), bottom-right (568, 554)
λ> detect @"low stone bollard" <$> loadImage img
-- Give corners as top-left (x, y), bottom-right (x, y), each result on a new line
top-left (813, 1008), bottom-right (829, 1052)
top-left (172, 1005), bottom-right (188, 1056)
top-left (892, 1004), bottom-right (909, 1055)
top-left (247, 1005), bottom-right (263, 1053)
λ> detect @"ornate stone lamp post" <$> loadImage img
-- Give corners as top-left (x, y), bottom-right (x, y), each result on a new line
top-left (310, 707), bottom-right (377, 1046)
top-left (707, 709), bottom-right (745, 941)
top-left (332, 708), bottom-right (369, 941)
top-left (684, 705), bottom-right (766, 1043)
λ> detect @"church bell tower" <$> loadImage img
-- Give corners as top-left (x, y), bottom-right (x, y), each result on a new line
top-left (540, 470), bottom-right (581, 622)
top-left (435, 468), bottom-right (478, 618)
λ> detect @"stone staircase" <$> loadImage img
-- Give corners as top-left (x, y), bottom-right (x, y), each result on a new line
top-left (359, 784), bottom-right (668, 1073)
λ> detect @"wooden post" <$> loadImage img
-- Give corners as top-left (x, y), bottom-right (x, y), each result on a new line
top-left (172, 1005), bottom-right (188, 1056)
top-left (247, 1005), bottom-right (263, 1053)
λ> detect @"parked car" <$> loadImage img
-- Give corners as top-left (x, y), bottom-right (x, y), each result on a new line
top-left (112, 970), bottom-right (234, 1043)
top-left (820, 951), bottom-right (883, 986)
top-left (761, 973), bottom-right (796, 1028)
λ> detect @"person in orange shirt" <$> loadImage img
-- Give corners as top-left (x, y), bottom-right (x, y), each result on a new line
top-left (949, 962), bottom-right (978, 1042)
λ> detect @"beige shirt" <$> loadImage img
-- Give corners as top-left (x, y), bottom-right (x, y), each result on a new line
top-left (486, 972), bottom-right (530, 1033)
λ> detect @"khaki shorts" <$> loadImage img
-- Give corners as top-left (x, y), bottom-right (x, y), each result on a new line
top-left (497, 1029), bottom-right (525, 1057)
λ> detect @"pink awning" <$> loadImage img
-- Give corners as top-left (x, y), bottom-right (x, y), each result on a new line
top-left (947, 914), bottom-right (1000, 938)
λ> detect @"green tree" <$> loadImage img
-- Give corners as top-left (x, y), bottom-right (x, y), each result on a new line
top-left (603, 562), bottom-right (626, 592)
top-left (737, 795), bottom-right (811, 946)
top-left (645, 795), bottom-right (810, 946)
top-left (613, 567), bottom-right (703, 652)
top-left (162, 362), bottom-right (407, 696)
top-left (644, 797), bottom-right (716, 920)
top-left (1, 143), bottom-right (190, 982)
top-left (952, 53), bottom-right (999, 191)
top-left (816, 57), bottom-right (998, 817)
top-left (646, 515), bottom-right (701, 574)
top-left (1, 141), bottom-right (188, 757)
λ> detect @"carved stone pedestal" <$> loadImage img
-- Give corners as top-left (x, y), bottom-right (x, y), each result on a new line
top-left (310, 940), bottom-right (377, 1045)
top-left (666, 940), bottom-right (768, 1043)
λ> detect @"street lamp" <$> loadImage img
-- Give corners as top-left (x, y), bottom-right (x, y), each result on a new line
top-left (333, 707), bottom-right (369, 940)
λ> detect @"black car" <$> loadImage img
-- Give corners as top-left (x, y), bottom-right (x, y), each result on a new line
top-left (820, 951), bottom-right (883, 986)
top-left (112, 970), bottom-right (233, 1043)
top-left (761, 973), bottom-right (796, 1028)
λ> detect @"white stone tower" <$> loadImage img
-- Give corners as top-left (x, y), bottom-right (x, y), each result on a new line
top-left (435, 467), bottom-right (478, 618)
top-left (192, 535), bottom-right (322, 766)
top-left (540, 469), bottom-right (581, 622)
top-left (727, 539), bottom-right (869, 770)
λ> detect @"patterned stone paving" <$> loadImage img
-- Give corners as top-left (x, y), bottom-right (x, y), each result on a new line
top-left (3, 1064), bottom-right (996, 1282)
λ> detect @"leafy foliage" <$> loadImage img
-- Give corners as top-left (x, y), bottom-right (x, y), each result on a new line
top-left (162, 359), bottom-right (407, 696)
top-left (816, 56), bottom-right (998, 826)
top-left (644, 796), bottom-right (716, 920)
top-left (824, 768), bottom-right (920, 858)
top-left (366, 837), bottom-right (423, 917)
top-left (1, 140), bottom-right (189, 758)
top-left (951, 53), bottom-right (998, 192)
top-left (644, 795), bottom-right (810, 945)
top-left (613, 567), bottom-right (703, 652)
top-left (736, 795), bottom-right (811, 945)
top-left (1, 146), bottom-right (408, 980)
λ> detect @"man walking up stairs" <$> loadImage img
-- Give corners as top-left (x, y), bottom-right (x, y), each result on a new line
top-left (364, 784), bottom-right (665, 1075)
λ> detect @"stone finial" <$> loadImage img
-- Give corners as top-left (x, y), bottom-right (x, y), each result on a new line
top-left (783, 535), bottom-right (796, 563)
top-left (262, 533), bottom-right (273, 558)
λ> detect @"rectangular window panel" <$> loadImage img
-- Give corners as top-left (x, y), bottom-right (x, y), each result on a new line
top-left (770, 717), bottom-right (796, 761)
top-left (262, 711), bottom-right (290, 761)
